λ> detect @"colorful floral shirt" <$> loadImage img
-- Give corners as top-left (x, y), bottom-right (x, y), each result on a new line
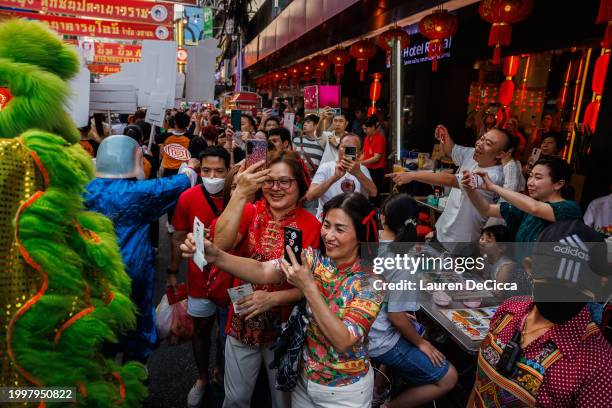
top-left (300, 248), bottom-right (384, 387)
top-left (226, 199), bottom-right (320, 346)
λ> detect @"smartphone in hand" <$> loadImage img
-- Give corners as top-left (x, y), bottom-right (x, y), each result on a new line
top-left (231, 109), bottom-right (242, 132)
top-left (284, 226), bottom-right (302, 265)
top-left (344, 146), bottom-right (357, 161)
top-left (245, 139), bottom-right (268, 168)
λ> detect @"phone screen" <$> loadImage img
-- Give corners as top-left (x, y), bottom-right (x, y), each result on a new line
top-left (284, 226), bottom-right (302, 264)
top-left (231, 109), bottom-right (242, 131)
top-left (344, 146), bottom-right (357, 160)
top-left (245, 139), bottom-right (268, 168)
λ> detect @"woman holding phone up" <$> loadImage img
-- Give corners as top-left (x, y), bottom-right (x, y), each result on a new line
top-left (212, 153), bottom-right (320, 408)
top-left (182, 192), bottom-right (384, 408)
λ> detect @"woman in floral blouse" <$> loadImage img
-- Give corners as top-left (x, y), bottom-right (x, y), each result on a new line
top-left (182, 193), bottom-right (384, 408)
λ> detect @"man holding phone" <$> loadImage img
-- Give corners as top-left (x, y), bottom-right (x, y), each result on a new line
top-left (306, 133), bottom-right (377, 220)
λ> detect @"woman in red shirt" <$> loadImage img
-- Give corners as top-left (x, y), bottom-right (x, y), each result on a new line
top-left (213, 151), bottom-right (320, 408)
top-left (361, 116), bottom-right (386, 204)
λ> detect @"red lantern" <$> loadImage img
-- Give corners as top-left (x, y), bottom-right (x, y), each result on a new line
top-left (300, 60), bottom-right (313, 82)
top-left (288, 65), bottom-right (301, 87)
top-left (327, 48), bottom-right (351, 83)
top-left (596, 0), bottom-right (612, 48)
top-left (368, 73), bottom-right (382, 116)
top-left (0, 87), bottom-right (12, 111)
top-left (271, 71), bottom-right (282, 88)
top-left (583, 100), bottom-right (601, 132)
top-left (350, 39), bottom-right (377, 81)
top-left (592, 53), bottom-right (610, 95)
top-left (498, 55), bottom-right (520, 106)
top-left (311, 55), bottom-right (330, 84)
top-left (378, 27), bottom-right (410, 59)
top-left (418, 9), bottom-right (459, 72)
top-left (479, 0), bottom-right (533, 64)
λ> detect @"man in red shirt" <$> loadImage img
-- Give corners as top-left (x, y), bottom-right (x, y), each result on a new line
top-left (169, 146), bottom-right (230, 407)
top-left (361, 116), bottom-right (386, 204)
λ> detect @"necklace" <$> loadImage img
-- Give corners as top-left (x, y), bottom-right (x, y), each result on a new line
top-left (521, 324), bottom-right (553, 337)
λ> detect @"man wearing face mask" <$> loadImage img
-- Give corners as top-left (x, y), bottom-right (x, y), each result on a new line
top-left (84, 135), bottom-right (200, 363)
top-left (169, 146), bottom-right (230, 406)
top-left (467, 219), bottom-right (612, 408)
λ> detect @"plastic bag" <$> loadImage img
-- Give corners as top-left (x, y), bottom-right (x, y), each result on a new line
top-left (170, 299), bottom-right (193, 340)
top-left (155, 294), bottom-right (173, 340)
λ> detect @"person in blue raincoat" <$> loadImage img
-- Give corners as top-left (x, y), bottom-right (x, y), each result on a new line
top-left (84, 135), bottom-right (199, 362)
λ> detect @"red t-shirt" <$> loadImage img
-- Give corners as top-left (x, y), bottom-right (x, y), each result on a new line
top-left (363, 132), bottom-right (386, 169)
top-left (226, 199), bottom-right (321, 346)
top-left (172, 185), bottom-right (224, 298)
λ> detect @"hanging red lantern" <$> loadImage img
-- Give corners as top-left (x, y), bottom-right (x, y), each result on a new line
top-left (583, 50), bottom-right (610, 132)
top-left (311, 55), bottom-right (330, 84)
top-left (288, 65), bottom-right (301, 87)
top-left (498, 55), bottom-right (520, 106)
top-left (583, 99), bottom-right (601, 132)
top-left (299, 59), bottom-right (313, 82)
top-left (418, 9), bottom-right (459, 72)
top-left (378, 27), bottom-right (410, 59)
top-left (271, 71), bottom-right (282, 88)
top-left (479, 0), bottom-right (533, 64)
top-left (592, 53), bottom-right (610, 94)
top-left (327, 48), bottom-right (351, 83)
top-left (350, 39), bottom-right (377, 81)
top-left (368, 73), bottom-right (382, 116)
top-left (596, 0), bottom-right (612, 48)
top-left (0, 87), bottom-right (13, 111)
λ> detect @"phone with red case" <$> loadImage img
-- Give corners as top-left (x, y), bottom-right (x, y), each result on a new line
top-left (245, 139), bottom-right (268, 168)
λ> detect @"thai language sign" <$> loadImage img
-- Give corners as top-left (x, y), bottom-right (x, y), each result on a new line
top-left (6, 11), bottom-right (172, 40)
top-left (0, 0), bottom-right (172, 25)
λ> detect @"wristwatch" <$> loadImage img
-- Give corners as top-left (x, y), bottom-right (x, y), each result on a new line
top-left (166, 268), bottom-right (178, 275)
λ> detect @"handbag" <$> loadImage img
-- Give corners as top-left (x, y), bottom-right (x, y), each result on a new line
top-left (269, 260), bottom-right (357, 391)
top-left (268, 299), bottom-right (309, 391)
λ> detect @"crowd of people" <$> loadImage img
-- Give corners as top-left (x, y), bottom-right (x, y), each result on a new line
top-left (81, 102), bottom-right (611, 408)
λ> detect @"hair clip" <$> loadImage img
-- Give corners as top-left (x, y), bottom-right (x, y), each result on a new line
top-left (404, 218), bottom-right (417, 227)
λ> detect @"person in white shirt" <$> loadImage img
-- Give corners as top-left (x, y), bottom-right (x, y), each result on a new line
top-left (500, 135), bottom-right (526, 194)
top-left (319, 110), bottom-right (349, 165)
top-left (306, 133), bottom-right (377, 220)
top-left (387, 127), bottom-right (513, 245)
top-left (584, 189), bottom-right (612, 236)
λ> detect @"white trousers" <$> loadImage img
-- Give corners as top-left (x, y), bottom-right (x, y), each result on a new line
top-left (291, 366), bottom-right (374, 408)
top-left (222, 335), bottom-right (291, 408)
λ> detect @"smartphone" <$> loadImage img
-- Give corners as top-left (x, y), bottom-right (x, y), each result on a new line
top-left (284, 226), bottom-right (303, 265)
top-left (245, 139), bottom-right (268, 168)
top-left (344, 146), bottom-right (357, 161)
top-left (231, 109), bottom-right (242, 131)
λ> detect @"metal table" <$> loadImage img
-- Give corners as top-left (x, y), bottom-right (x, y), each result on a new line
top-left (419, 295), bottom-right (500, 355)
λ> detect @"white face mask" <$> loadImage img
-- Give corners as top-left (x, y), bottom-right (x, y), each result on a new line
top-left (202, 177), bottom-right (225, 194)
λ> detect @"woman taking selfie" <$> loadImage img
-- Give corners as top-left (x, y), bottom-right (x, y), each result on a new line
top-left (212, 152), bottom-right (320, 408)
top-left (182, 192), bottom-right (384, 408)
top-left (462, 156), bottom-right (581, 243)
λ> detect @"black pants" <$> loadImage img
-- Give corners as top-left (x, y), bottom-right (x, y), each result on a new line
top-left (368, 167), bottom-right (385, 206)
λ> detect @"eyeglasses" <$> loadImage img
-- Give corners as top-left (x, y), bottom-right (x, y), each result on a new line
top-left (262, 178), bottom-right (296, 189)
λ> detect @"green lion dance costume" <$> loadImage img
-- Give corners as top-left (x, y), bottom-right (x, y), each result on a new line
top-left (0, 19), bottom-right (147, 406)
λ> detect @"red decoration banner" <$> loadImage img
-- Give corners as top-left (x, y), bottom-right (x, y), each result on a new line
top-left (88, 63), bottom-right (121, 74)
top-left (0, 0), bottom-right (173, 25)
top-left (5, 11), bottom-right (172, 40)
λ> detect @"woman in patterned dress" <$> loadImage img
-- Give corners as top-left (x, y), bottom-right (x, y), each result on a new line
top-left (182, 192), bottom-right (385, 408)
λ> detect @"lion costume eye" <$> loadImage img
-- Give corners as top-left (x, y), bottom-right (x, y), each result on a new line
top-left (0, 87), bottom-right (12, 111)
